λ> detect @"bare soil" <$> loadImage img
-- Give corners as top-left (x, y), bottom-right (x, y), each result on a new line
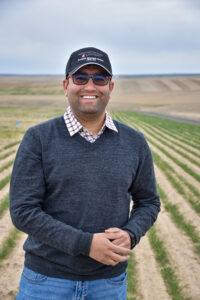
top-left (0, 151), bottom-right (17, 169)
top-left (155, 165), bottom-right (200, 229)
top-left (0, 233), bottom-right (26, 300)
top-left (0, 184), bottom-right (9, 204)
top-left (137, 126), bottom-right (200, 190)
top-left (134, 235), bottom-right (171, 300)
top-left (156, 211), bottom-right (200, 299)
top-left (141, 122), bottom-right (200, 159)
top-left (140, 123), bottom-right (200, 174)
top-left (0, 210), bottom-right (13, 245)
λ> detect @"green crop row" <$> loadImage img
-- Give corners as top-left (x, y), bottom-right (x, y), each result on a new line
top-left (0, 228), bottom-right (20, 265)
top-left (112, 110), bottom-right (200, 148)
top-left (127, 253), bottom-right (139, 300)
top-left (148, 225), bottom-right (190, 300)
top-left (139, 121), bottom-right (200, 160)
top-left (0, 140), bottom-right (20, 153)
top-left (0, 160), bottom-right (14, 173)
top-left (157, 185), bottom-right (200, 255)
top-left (0, 194), bottom-right (9, 217)
top-left (0, 150), bottom-right (15, 161)
top-left (0, 174), bottom-right (11, 191)
top-left (139, 122), bottom-right (200, 167)
top-left (115, 112), bottom-right (200, 187)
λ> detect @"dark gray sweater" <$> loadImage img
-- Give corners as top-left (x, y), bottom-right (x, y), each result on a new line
top-left (10, 116), bottom-right (160, 280)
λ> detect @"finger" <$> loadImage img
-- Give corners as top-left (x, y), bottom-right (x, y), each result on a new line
top-left (112, 238), bottom-right (130, 248)
top-left (111, 235), bottom-right (129, 243)
top-left (112, 238), bottom-right (125, 246)
top-left (105, 228), bottom-right (121, 233)
top-left (111, 243), bottom-right (132, 255)
top-left (112, 239), bottom-right (121, 245)
top-left (110, 252), bottom-right (130, 263)
top-left (113, 241), bottom-right (130, 249)
top-left (104, 232), bottom-right (122, 240)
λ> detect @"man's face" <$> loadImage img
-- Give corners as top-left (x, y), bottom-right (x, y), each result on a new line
top-left (63, 65), bottom-right (114, 118)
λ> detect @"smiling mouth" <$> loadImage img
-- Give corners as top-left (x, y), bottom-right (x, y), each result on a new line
top-left (81, 95), bottom-right (98, 102)
top-left (82, 96), bottom-right (97, 99)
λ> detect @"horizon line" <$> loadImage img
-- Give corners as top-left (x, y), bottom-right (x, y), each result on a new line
top-left (0, 72), bottom-right (200, 77)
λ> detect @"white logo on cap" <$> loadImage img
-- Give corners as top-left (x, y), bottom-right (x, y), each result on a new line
top-left (87, 57), bottom-right (97, 61)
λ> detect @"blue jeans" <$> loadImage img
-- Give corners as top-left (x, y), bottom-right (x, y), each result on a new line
top-left (16, 266), bottom-right (127, 300)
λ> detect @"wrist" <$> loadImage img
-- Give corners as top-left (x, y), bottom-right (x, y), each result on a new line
top-left (123, 230), bottom-right (136, 249)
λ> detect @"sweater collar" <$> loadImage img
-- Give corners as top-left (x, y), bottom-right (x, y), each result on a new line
top-left (63, 106), bottom-right (118, 137)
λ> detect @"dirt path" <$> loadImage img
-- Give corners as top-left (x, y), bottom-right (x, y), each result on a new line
top-left (0, 166), bottom-right (12, 182)
top-left (156, 211), bottom-right (200, 299)
top-left (134, 235), bottom-right (171, 300)
top-left (155, 165), bottom-right (200, 229)
top-left (0, 232), bottom-right (26, 300)
top-left (0, 145), bottom-right (18, 160)
top-left (0, 152), bottom-right (16, 169)
top-left (0, 184), bottom-right (9, 204)
top-left (0, 210), bottom-right (13, 245)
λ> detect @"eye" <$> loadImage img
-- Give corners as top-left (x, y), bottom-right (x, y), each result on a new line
top-left (93, 75), bottom-right (109, 86)
top-left (73, 74), bottom-right (88, 85)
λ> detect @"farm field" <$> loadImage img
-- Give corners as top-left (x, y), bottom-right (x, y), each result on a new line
top-left (0, 74), bottom-right (200, 124)
top-left (0, 75), bottom-right (200, 299)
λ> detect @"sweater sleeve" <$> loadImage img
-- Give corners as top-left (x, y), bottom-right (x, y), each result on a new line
top-left (9, 128), bottom-right (93, 256)
top-left (122, 134), bottom-right (161, 245)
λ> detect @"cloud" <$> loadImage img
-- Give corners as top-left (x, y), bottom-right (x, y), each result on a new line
top-left (0, 0), bottom-right (199, 74)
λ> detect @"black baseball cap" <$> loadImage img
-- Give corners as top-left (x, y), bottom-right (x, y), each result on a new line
top-left (65, 47), bottom-right (112, 78)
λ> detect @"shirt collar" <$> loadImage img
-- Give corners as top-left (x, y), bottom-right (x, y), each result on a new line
top-left (64, 106), bottom-right (118, 137)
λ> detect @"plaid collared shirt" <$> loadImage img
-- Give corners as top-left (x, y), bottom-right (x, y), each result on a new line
top-left (63, 106), bottom-right (118, 143)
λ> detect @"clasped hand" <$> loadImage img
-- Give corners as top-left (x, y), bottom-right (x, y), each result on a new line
top-left (89, 228), bottom-right (132, 266)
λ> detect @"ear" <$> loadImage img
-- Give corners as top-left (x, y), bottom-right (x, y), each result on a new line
top-left (109, 80), bottom-right (114, 93)
top-left (63, 79), bottom-right (68, 97)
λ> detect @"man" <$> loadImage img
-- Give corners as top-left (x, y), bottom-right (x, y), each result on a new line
top-left (10, 47), bottom-right (160, 300)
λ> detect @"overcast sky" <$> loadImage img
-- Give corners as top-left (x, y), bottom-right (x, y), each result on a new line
top-left (0, 0), bottom-right (200, 75)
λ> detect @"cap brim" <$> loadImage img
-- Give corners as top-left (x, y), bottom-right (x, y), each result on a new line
top-left (69, 62), bottom-right (112, 76)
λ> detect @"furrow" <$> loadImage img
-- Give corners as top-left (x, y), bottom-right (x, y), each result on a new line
top-left (0, 210), bottom-right (13, 246)
top-left (0, 184), bottom-right (10, 205)
top-left (0, 167), bottom-right (12, 182)
top-left (154, 126), bottom-right (200, 155)
top-left (0, 232), bottom-right (26, 300)
top-left (0, 141), bottom-right (20, 154)
top-left (134, 236), bottom-right (171, 300)
top-left (0, 166), bottom-right (13, 181)
top-left (137, 126), bottom-right (200, 190)
top-left (166, 128), bottom-right (200, 146)
top-left (119, 112), bottom-right (200, 150)
top-left (156, 211), bottom-right (200, 299)
top-left (0, 152), bottom-right (16, 169)
top-left (138, 124), bottom-right (200, 176)
top-left (140, 121), bottom-right (200, 161)
top-left (155, 165), bottom-right (200, 229)
top-left (0, 144), bottom-right (19, 160)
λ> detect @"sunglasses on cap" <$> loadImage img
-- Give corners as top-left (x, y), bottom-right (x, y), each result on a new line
top-left (69, 73), bottom-right (112, 86)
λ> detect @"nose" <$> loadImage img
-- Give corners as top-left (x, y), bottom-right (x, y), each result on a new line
top-left (84, 77), bottom-right (96, 90)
